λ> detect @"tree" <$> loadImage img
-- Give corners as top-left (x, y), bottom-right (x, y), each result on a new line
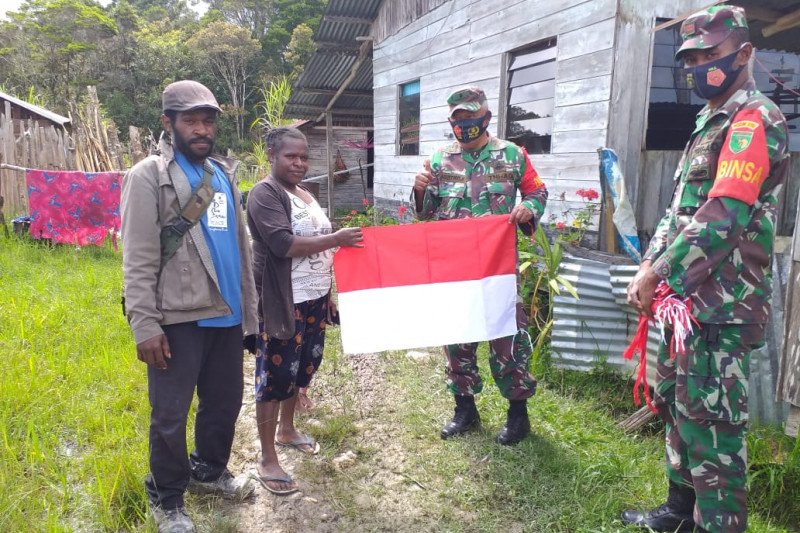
top-left (6, 0), bottom-right (118, 104)
top-left (260, 0), bottom-right (325, 73)
top-left (186, 20), bottom-right (260, 141)
top-left (284, 23), bottom-right (314, 79)
top-left (206, 0), bottom-right (272, 39)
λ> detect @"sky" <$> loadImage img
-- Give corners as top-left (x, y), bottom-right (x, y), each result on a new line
top-left (0, 0), bottom-right (208, 19)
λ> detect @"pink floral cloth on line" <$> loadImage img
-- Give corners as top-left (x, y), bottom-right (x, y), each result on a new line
top-left (25, 169), bottom-right (122, 246)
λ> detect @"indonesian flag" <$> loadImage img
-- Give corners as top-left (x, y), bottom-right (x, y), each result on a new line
top-left (333, 215), bottom-right (518, 354)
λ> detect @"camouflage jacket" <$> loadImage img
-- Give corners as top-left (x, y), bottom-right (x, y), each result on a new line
top-left (415, 137), bottom-right (548, 224)
top-left (644, 80), bottom-right (790, 324)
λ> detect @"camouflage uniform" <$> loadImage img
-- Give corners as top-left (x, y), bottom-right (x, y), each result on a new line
top-left (416, 96), bottom-right (548, 400)
top-left (643, 7), bottom-right (791, 531)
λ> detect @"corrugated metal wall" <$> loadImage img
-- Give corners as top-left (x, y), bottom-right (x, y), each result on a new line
top-left (551, 255), bottom-right (660, 384)
top-left (551, 252), bottom-right (789, 425)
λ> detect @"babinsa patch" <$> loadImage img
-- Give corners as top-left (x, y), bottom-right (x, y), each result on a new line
top-left (709, 109), bottom-right (769, 205)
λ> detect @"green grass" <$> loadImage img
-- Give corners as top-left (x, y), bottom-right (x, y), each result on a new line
top-left (372, 348), bottom-right (799, 532)
top-left (0, 235), bottom-right (148, 530)
top-left (1, 233), bottom-right (798, 532)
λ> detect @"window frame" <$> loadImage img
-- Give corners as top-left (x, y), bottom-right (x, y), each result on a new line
top-left (397, 79), bottom-right (421, 156)
top-left (501, 36), bottom-right (558, 155)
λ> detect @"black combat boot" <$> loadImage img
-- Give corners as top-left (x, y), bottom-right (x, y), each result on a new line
top-left (621, 480), bottom-right (696, 532)
top-left (441, 395), bottom-right (480, 439)
top-left (496, 399), bottom-right (530, 445)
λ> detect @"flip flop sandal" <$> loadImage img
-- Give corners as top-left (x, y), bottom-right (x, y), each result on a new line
top-left (275, 434), bottom-right (320, 455)
top-left (252, 472), bottom-right (299, 496)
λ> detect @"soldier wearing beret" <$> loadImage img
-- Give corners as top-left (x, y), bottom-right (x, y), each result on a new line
top-left (625, 6), bottom-right (790, 532)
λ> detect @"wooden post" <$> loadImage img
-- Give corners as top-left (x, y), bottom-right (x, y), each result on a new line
top-left (326, 110), bottom-right (334, 218)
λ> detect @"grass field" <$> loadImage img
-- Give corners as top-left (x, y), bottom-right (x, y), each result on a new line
top-left (0, 235), bottom-right (147, 530)
top-left (0, 233), bottom-right (798, 532)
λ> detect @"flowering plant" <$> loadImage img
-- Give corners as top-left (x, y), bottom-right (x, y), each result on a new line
top-left (547, 187), bottom-right (601, 246)
top-left (340, 198), bottom-right (409, 228)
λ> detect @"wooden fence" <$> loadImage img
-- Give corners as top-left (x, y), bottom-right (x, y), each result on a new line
top-left (0, 87), bottom-right (126, 218)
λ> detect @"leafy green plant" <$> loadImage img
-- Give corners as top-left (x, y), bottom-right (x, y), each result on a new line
top-left (518, 225), bottom-right (578, 375)
top-left (251, 75), bottom-right (293, 135)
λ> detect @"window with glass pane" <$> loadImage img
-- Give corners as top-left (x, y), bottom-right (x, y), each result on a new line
top-left (646, 20), bottom-right (705, 150)
top-left (647, 21), bottom-right (799, 152)
top-left (399, 80), bottom-right (420, 156)
top-left (505, 38), bottom-right (556, 154)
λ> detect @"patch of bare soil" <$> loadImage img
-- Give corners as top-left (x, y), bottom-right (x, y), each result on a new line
top-left (204, 351), bottom-right (440, 532)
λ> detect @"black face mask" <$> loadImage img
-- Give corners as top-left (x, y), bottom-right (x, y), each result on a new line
top-left (685, 47), bottom-right (745, 100)
top-left (449, 111), bottom-right (492, 143)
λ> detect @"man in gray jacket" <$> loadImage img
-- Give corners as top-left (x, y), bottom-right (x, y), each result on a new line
top-left (121, 80), bottom-right (258, 533)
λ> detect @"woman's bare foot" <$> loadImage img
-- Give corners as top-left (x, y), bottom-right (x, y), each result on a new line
top-left (296, 388), bottom-right (314, 414)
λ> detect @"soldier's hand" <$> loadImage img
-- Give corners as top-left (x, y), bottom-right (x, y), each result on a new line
top-left (137, 333), bottom-right (171, 370)
top-left (509, 204), bottom-right (534, 225)
top-left (627, 261), bottom-right (658, 318)
top-left (334, 227), bottom-right (364, 248)
top-left (413, 159), bottom-right (433, 193)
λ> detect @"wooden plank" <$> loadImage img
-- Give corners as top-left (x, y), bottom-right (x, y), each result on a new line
top-left (635, 150), bottom-right (682, 235)
top-left (373, 6), bottom-right (471, 74)
top-left (552, 129), bottom-right (607, 153)
top-left (555, 75), bottom-right (612, 106)
top-left (373, 0), bottom-right (469, 44)
top-left (473, 0), bottom-right (616, 58)
top-left (556, 48), bottom-right (614, 83)
top-left (557, 17), bottom-right (616, 61)
top-left (762, 7), bottom-right (800, 38)
top-left (552, 101), bottom-right (610, 132)
top-left (326, 112), bottom-right (334, 214)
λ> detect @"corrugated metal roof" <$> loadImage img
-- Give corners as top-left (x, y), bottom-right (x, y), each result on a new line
top-left (286, 0), bottom-right (382, 120)
top-left (0, 90), bottom-right (70, 127)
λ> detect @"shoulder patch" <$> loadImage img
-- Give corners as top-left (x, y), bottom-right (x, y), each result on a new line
top-left (709, 108), bottom-right (768, 206)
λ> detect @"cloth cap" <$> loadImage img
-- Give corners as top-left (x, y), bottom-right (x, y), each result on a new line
top-left (676, 5), bottom-right (749, 61)
top-left (447, 86), bottom-right (487, 117)
top-left (162, 80), bottom-right (221, 113)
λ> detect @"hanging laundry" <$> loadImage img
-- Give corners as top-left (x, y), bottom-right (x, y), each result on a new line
top-left (25, 169), bottom-right (122, 246)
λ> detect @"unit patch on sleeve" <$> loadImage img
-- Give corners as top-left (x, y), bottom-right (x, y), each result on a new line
top-left (708, 108), bottom-right (769, 206)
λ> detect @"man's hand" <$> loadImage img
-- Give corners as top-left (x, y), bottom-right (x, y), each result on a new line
top-left (627, 260), bottom-right (659, 317)
top-left (137, 334), bottom-right (171, 370)
top-left (413, 159), bottom-right (433, 193)
top-left (509, 203), bottom-right (534, 225)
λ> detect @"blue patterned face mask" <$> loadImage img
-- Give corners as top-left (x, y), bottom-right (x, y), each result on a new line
top-left (685, 47), bottom-right (744, 100)
top-left (449, 112), bottom-right (492, 143)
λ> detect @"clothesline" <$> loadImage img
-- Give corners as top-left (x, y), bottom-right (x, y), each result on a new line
top-left (0, 163), bottom-right (28, 172)
top-left (1, 162), bottom-right (377, 184)
top-left (303, 162), bottom-right (375, 184)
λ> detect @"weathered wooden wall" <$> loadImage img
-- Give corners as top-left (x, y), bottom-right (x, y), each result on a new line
top-left (301, 125), bottom-right (372, 213)
top-left (0, 101), bottom-right (73, 218)
top-left (372, 0), bottom-right (450, 43)
top-left (609, 0), bottom-right (709, 203)
top-left (371, 0), bottom-right (620, 223)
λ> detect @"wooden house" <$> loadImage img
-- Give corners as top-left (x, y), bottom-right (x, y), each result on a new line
top-left (290, 119), bottom-right (374, 213)
top-left (0, 90), bottom-right (70, 134)
top-left (290, 0), bottom-right (800, 240)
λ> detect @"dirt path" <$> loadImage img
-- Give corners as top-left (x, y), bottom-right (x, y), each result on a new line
top-left (206, 351), bottom-right (434, 532)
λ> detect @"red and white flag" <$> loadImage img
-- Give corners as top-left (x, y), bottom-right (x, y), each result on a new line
top-left (333, 215), bottom-right (518, 354)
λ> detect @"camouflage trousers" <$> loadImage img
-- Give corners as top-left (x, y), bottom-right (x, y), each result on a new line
top-left (444, 302), bottom-right (537, 401)
top-left (654, 323), bottom-right (766, 533)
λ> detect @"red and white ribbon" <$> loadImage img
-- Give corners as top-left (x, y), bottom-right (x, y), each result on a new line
top-left (623, 281), bottom-right (699, 413)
